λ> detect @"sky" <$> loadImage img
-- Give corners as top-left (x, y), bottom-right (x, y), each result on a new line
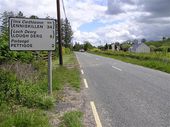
top-left (0, 0), bottom-right (170, 45)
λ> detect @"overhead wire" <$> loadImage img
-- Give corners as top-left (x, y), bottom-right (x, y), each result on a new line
top-left (61, 0), bottom-right (67, 19)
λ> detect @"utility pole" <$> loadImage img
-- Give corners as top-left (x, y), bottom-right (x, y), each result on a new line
top-left (56, 0), bottom-right (63, 65)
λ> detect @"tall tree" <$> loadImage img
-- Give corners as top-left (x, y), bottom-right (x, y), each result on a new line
top-left (105, 43), bottom-right (108, 50)
top-left (56, 18), bottom-right (73, 49)
top-left (162, 36), bottom-right (166, 41)
top-left (109, 44), bottom-right (112, 49)
top-left (141, 38), bottom-right (146, 43)
top-left (29, 15), bottom-right (39, 19)
top-left (16, 11), bottom-right (24, 18)
top-left (0, 11), bottom-right (17, 61)
top-left (63, 18), bottom-right (73, 48)
top-left (120, 43), bottom-right (131, 51)
top-left (0, 11), bottom-right (14, 34)
top-left (73, 42), bottom-right (83, 51)
top-left (0, 11), bottom-right (34, 62)
top-left (84, 41), bottom-right (93, 51)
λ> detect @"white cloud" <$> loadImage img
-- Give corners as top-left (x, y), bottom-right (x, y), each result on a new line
top-left (65, 0), bottom-right (106, 31)
top-left (0, 0), bottom-right (56, 17)
top-left (74, 30), bottom-right (99, 44)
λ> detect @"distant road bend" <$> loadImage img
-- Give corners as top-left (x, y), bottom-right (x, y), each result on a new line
top-left (76, 52), bottom-right (170, 127)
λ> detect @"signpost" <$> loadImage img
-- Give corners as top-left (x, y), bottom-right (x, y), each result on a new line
top-left (9, 17), bottom-right (56, 95)
top-left (9, 18), bottom-right (56, 51)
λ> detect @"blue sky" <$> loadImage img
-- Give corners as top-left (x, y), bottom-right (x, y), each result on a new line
top-left (79, 19), bottom-right (124, 32)
top-left (79, 20), bottom-right (105, 32)
top-left (1, 0), bottom-right (170, 45)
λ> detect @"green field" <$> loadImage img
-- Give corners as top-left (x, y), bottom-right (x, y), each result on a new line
top-left (90, 49), bottom-right (170, 73)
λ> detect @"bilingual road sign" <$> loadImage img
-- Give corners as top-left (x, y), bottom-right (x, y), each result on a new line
top-left (9, 17), bottom-right (56, 51)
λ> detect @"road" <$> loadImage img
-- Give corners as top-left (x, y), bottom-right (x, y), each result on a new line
top-left (75, 52), bottom-right (170, 127)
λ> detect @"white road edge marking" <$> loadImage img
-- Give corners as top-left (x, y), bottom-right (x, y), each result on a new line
top-left (112, 66), bottom-right (122, 71)
top-left (81, 69), bottom-right (84, 74)
top-left (90, 101), bottom-right (102, 127)
top-left (83, 79), bottom-right (88, 88)
top-left (76, 55), bottom-right (81, 68)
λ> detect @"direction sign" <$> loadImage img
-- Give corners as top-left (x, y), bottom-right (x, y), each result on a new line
top-left (9, 17), bottom-right (56, 50)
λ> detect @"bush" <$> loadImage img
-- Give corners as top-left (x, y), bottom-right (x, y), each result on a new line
top-left (0, 33), bottom-right (34, 63)
top-left (65, 47), bottom-right (71, 54)
top-left (18, 85), bottom-right (54, 109)
top-left (0, 69), bottom-right (17, 103)
top-left (0, 68), bottom-right (54, 110)
top-left (62, 47), bottom-right (71, 55)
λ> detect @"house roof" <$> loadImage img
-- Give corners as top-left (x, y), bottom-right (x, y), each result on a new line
top-left (131, 43), bottom-right (148, 50)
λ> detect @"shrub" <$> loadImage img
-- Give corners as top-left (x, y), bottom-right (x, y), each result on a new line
top-left (17, 82), bottom-right (54, 110)
top-left (65, 47), bottom-right (71, 54)
top-left (0, 68), bottom-right (54, 110)
top-left (0, 69), bottom-right (17, 103)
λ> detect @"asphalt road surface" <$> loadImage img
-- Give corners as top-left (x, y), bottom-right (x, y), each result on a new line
top-left (75, 52), bottom-right (170, 127)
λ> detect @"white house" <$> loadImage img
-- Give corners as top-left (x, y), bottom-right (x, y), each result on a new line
top-left (111, 43), bottom-right (120, 51)
top-left (111, 43), bottom-right (115, 51)
top-left (129, 43), bottom-right (150, 53)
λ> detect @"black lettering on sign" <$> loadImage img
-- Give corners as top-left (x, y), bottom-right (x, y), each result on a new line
top-left (24, 30), bottom-right (36, 34)
top-left (11, 34), bottom-right (29, 38)
top-left (13, 19), bottom-right (21, 23)
top-left (11, 44), bottom-right (16, 47)
top-left (30, 34), bottom-right (42, 38)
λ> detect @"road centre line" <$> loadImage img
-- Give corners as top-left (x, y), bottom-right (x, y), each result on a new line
top-left (90, 101), bottom-right (103, 127)
top-left (83, 79), bottom-right (88, 88)
top-left (112, 66), bottom-right (122, 71)
top-left (81, 69), bottom-right (84, 74)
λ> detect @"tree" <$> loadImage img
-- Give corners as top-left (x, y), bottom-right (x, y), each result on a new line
top-left (115, 42), bottom-right (120, 51)
top-left (84, 41), bottom-right (93, 51)
top-left (73, 42), bottom-right (83, 51)
top-left (162, 36), bottom-right (166, 41)
top-left (0, 11), bottom-right (14, 34)
top-left (98, 45), bottom-right (105, 50)
top-left (29, 15), bottom-right (39, 19)
top-left (105, 43), bottom-right (108, 50)
top-left (141, 38), bottom-right (146, 43)
top-left (60, 18), bottom-right (73, 48)
top-left (16, 11), bottom-right (24, 18)
top-left (133, 39), bottom-right (138, 44)
top-left (109, 44), bottom-right (112, 49)
top-left (64, 18), bottom-right (73, 48)
top-left (0, 11), bottom-right (34, 62)
top-left (120, 43), bottom-right (131, 51)
top-left (0, 11), bottom-right (15, 59)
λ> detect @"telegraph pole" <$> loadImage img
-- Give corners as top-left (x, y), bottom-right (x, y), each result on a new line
top-left (56, 0), bottom-right (63, 65)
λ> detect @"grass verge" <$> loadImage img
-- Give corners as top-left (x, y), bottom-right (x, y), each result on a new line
top-left (90, 50), bottom-right (170, 73)
top-left (53, 52), bottom-right (81, 91)
top-left (0, 51), bottom-right (82, 127)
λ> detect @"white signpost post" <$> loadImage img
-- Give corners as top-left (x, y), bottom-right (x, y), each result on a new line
top-left (9, 17), bottom-right (56, 95)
